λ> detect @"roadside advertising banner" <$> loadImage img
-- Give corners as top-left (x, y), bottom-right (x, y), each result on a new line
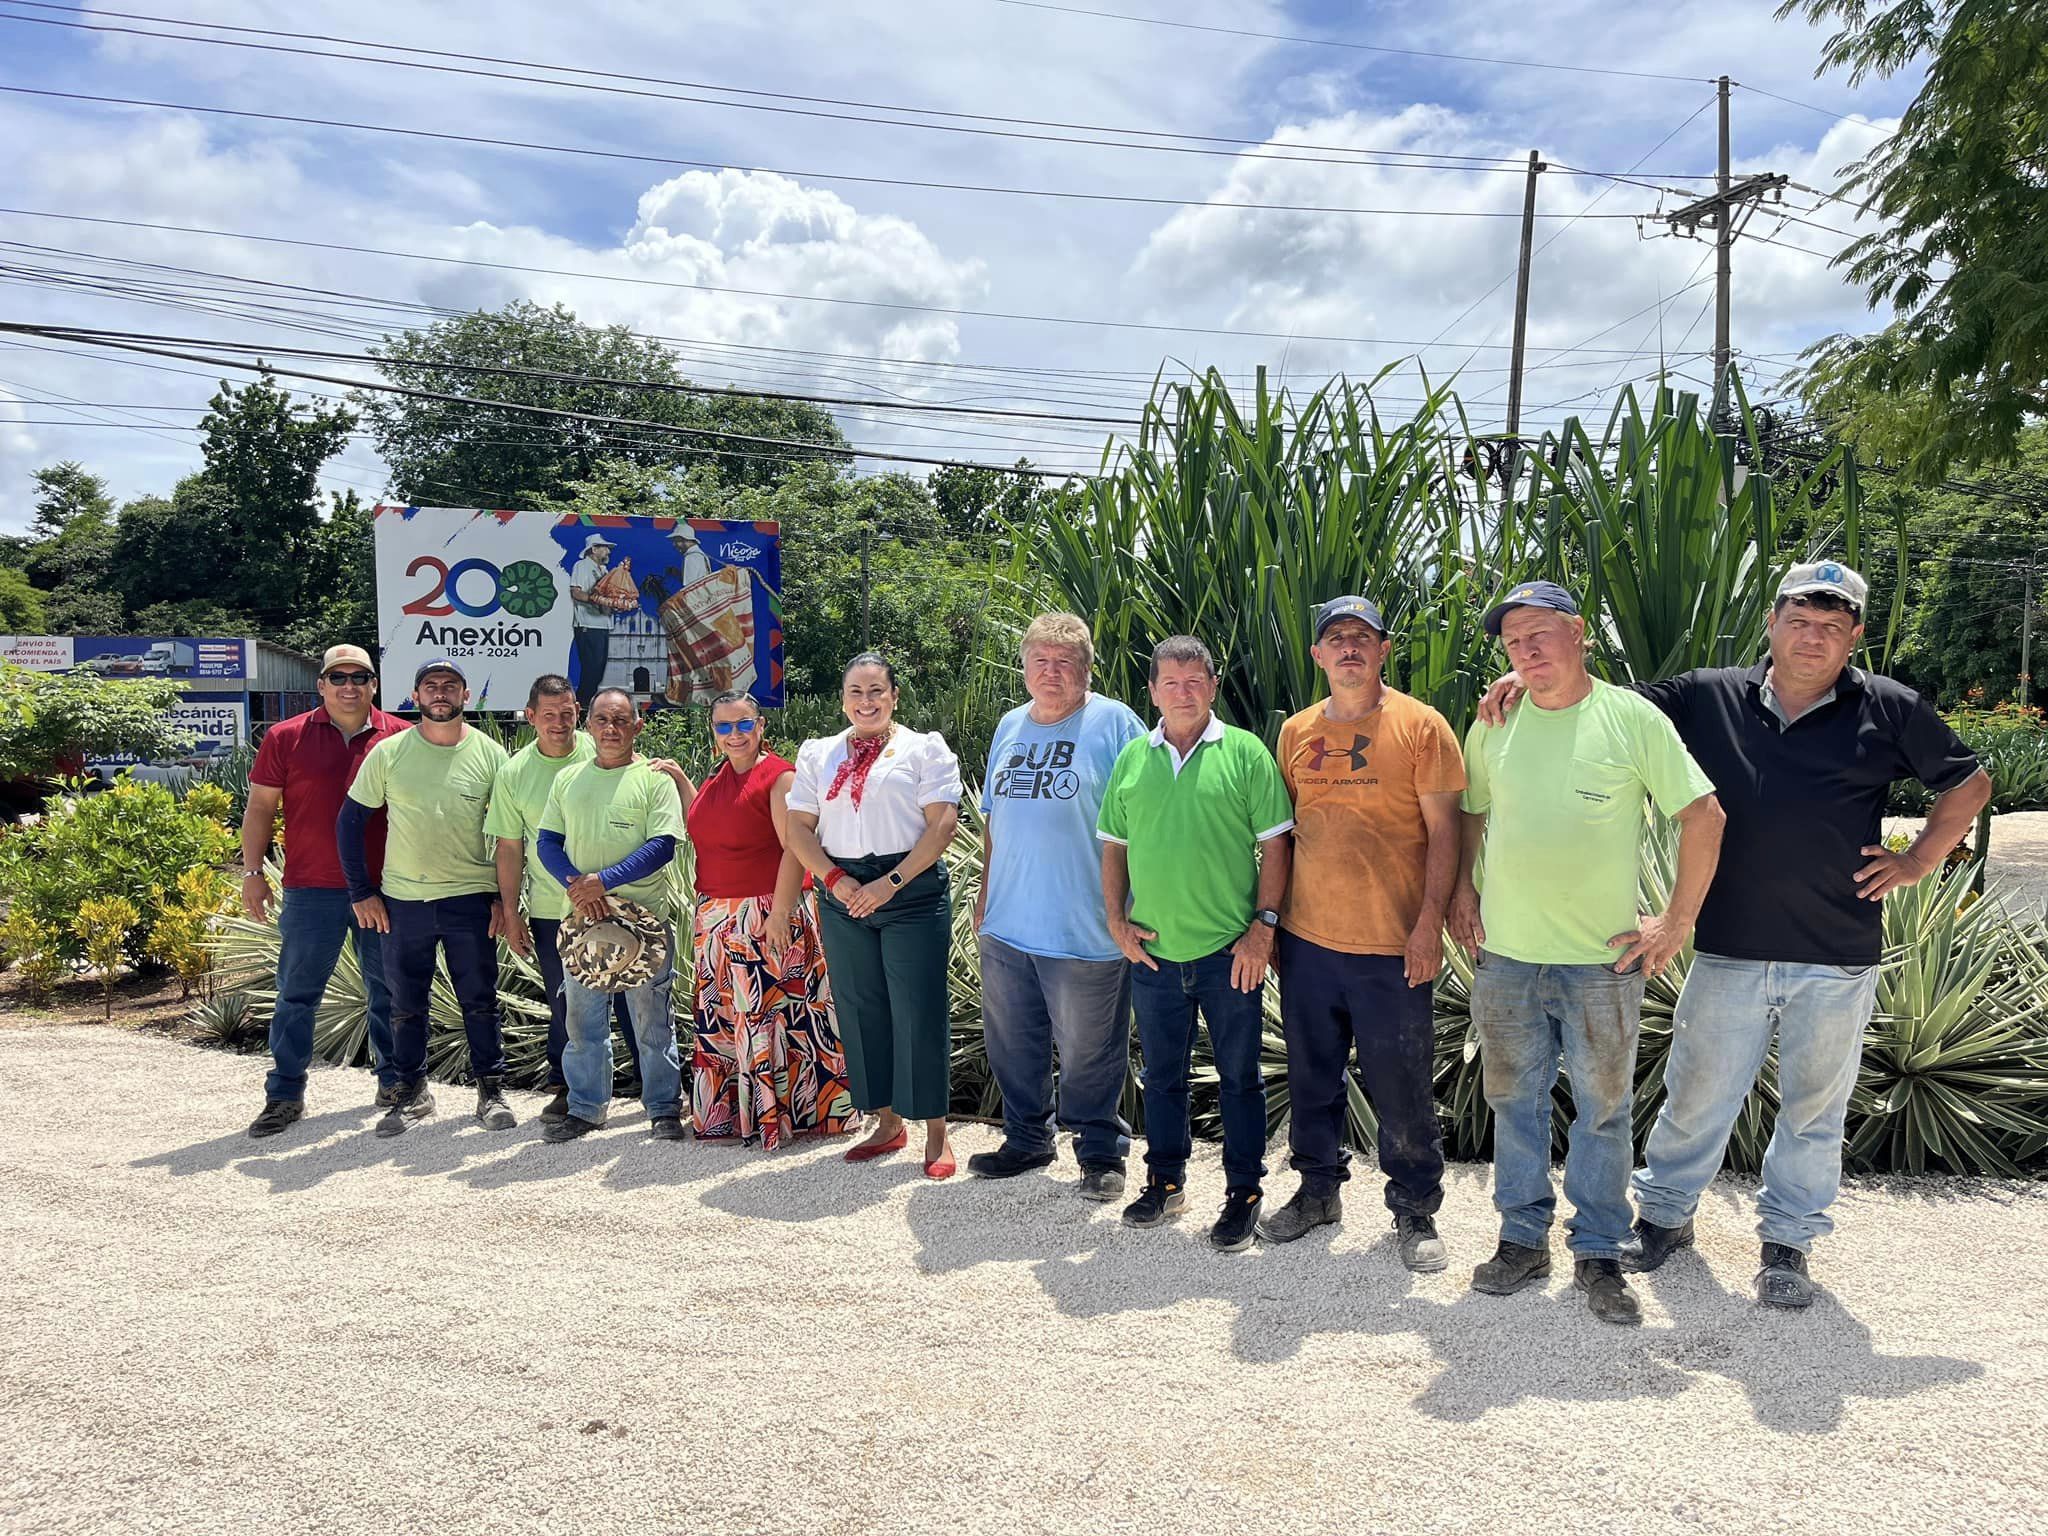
top-left (372, 507), bottom-right (785, 711)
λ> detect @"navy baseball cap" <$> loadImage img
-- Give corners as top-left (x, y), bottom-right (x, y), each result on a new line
top-left (1482, 580), bottom-right (1581, 637)
top-left (1313, 595), bottom-right (1386, 639)
top-left (414, 657), bottom-right (468, 686)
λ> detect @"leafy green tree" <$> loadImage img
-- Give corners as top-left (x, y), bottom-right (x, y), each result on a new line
top-left (40, 583), bottom-right (125, 635)
top-left (0, 663), bottom-right (191, 778)
top-left (1780, 0), bottom-right (2048, 478)
top-left (281, 491), bottom-right (379, 655)
top-left (927, 460), bottom-right (1056, 544)
top-left (21, 461), bottom-right (118, 599)
top-left (106, 481), bottom-right (240, 622)
top-left (0, 567), bottom-right (46, 632)
top-left (27, 460), bottom-right (112, 542)
top-left (360, 301), bottom-right (849, 509)
top-left (130, 599), bottom-right (256, 636)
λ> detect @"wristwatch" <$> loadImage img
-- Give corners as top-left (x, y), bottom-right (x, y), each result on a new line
top-left (887, 870), bottom-right (906, 888)
top-left (1255, 908), bottom-right (1281, 928)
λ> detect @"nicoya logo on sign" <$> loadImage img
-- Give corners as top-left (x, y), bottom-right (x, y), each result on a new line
top-left (399, 555), bottom-right (559, 647)
top-left (721, 539), bottom-right (763, 564)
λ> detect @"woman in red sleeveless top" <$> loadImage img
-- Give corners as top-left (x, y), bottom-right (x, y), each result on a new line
top-left (685, 690), bottom-right (859, 1147)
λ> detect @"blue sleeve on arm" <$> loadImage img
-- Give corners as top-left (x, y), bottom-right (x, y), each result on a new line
top-left (336, 799), bottom-right (376, 902)
top-left (536, 828), bottom-right (582, 890)
top-left (599, 835), bottom-right (676, 890)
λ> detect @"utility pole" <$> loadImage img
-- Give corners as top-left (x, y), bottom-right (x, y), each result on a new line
top-left (860, 525), bottom-right (872, 650)
top-left (1663, 77), bottom-right (1787, 426)
top-left (2023, 549), bottom-right (2037, 710)
top-left (1503, 150), bottom-right (1546, 445)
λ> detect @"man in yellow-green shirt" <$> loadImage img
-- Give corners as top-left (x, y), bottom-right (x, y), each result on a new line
top-left (340, 658), bottom-right (510, 1137)
top-left (536, 688), bottom-right (688, 1142)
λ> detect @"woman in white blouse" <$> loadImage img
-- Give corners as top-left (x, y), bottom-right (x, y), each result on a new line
top-left (785, 652), bottom-right (965, 1177)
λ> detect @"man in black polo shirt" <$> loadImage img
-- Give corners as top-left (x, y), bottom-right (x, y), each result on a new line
top-left (1483, 561), bottom-right (1989, 1308)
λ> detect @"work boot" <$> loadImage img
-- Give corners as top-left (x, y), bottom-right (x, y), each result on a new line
top-left (1756, 1242), bottom-right (1817, 1309)
top-left (1209, 1187), bottom-right (1263, 1253)
top-left (967, 1143), bottom-right (1056, 1179)
top-left (1619, 1215), bottom-right (1695, 1273)
top-left (373, 1083), bottom-right (402, 1109)
top-left (1121, 1176), bottom-right (1188, 1229)
top-left (474, 1078), bottom-right (516, 1131)
top-left (1395, 1212), bottom-right (1448, 1273)
top-left (1574, 1258), bottom-right (1643, 1325)
top-left (648, 1114), bottom-right (687, 1141)
top-left (1256, 1187), bottom-right (1341, 1244)
top-left (247, 1099), bottom-right (303, 1139)
top-left (543, 1113), bottom-right (605, 1143)
top-left (375, 1081), bottom-right (434, 1138)
top-left (1077, 1164), bottom-right (1126, 1202)
top-left (1471, 1239), bottom-right (1552, 1296)
top-left (539, 1086), bottom-right (570, 1124)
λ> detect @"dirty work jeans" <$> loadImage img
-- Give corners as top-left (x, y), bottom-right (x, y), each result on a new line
top-left (1470, 950), bottom-right (1645, 1258)
top-left (562, 921), bottom-right (683, 1125)
top-left (1632, 953), bottom-right (1878, 1252)
top-left (1277, 933), bottom-right (1443, 1215)
top-left (1130, 947), bottom-right (1268, 1190)
top-left (978, 935), bottom-right (1133, 1170)
top-left (266, 886), bottom-right (395, 1101)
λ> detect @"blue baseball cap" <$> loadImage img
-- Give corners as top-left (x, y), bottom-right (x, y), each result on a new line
top-left (1313, 595), bottom-right (1386, 639)
top-left (413, 657), bottom-right (468, 686)
top-left (1482, 580), bottom-right (1581, 637)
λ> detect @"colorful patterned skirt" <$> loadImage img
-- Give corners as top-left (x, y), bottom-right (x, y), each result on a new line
top-left (690, 893), bottom-right (859, 1148)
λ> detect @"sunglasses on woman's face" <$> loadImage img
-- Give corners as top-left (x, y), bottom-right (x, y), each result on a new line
top-left (712, 719), bottom-right (758, 736)
top-left (325, 671), bottom-right (375, 687)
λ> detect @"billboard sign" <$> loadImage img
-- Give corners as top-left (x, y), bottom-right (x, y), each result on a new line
top-left (87, 696), bottom-right (247, 766)
top-left (0, 635), bottom-right (73, 670)
top-left (69, 636), bottom-right (245, 679)
top-left (372, 506), bottom-right (784, 710)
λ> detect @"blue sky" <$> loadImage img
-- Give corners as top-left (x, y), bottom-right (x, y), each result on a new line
top-left (0, 0), bottom-right (1922, 530)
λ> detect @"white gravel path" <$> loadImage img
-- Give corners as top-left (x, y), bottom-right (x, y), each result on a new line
top-left (1888, 809), bottom-right (2048, 918)
top-left (3, 1023), bottom-right (2044, 1536)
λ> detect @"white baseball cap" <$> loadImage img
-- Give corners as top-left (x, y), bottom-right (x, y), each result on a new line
top-left (1778, 560), bottom-right (1868, 613)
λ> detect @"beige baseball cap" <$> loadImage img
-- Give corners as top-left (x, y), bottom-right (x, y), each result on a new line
top-left (319, 644), bottom-right (376, 675)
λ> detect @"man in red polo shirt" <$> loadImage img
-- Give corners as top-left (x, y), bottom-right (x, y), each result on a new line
top-left (242, 644), bottom-right (408, 1137)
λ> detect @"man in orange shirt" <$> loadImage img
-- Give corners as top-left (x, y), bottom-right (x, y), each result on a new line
top-left (1259, 597), bottom-right (1465, 1270)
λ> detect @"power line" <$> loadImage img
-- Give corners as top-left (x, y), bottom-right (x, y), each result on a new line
top-left (1732, 80), bottom-right (1889, 130)
top-left (0, 5), bottom-right (1716, 180)
top-left (0, 86), bottom-right (1654, 222)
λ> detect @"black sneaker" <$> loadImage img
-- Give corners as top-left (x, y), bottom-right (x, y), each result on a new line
top-left (375, 1082), bottom-right (434, 1138)
top-left (1395, 1212), bottom-right (1449, 1272)
top-left (539, 1086), bottom-right (570, 1125)
top-left (1471, 1239), bottom-right (1552, 1296)
top-left (373, 1083), bottom-right (402, 1109)
top-left (474, 1078), bottom-right (516, 1131)
top-left (967, 1143), bottom-right (1057, 1179)
top-left (1756, 1242), bottom-right (1817, 1309)
top-left (1209, 1187), bottom-right (1263, 1252)
top-left (649, 1115), bottom-right (687, 1141)
top-left (1619, 1215), bottom-right (1695, 1274)
top-left (543, 1113), bottom-right (605, 1143)
top-left (1120, 1176), bottom-right (1188, 1228)
top-left (1574, 1257), bottom-right (1643, 1325)
top-left (1257, 1187), bottom-right (1341, 1243)
top-left (1077, 1164), bottom-right (1126, 1202)
top-left (247, 1099), bottom-right (303, 1139)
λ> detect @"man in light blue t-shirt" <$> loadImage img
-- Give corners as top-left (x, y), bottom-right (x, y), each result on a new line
top-left (970, 612), bottom-right (1146, 1200)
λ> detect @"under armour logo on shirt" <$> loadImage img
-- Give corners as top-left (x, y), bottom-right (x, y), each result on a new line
top-left (1306, 734), bottom-right (1371, 772)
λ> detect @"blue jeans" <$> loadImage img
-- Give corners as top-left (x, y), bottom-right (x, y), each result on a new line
top-left (562, 922), bottom-right (683, 1122)
top-left (384, 892), bottom-right (505, 1085)
top-left (266, 886), bottom-right (395, 1101)
top-left (1130, 948), bottom-right (1269, 1190)
top-left (1470, 950), bottom-right (1645, 1258)
top-left (978, 935), bottom-right (1132, 1168)
top-left (1633, 954), bottom-right (1878, 1252)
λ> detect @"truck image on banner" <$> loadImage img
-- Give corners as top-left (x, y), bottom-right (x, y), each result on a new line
top-left (372, 506), bottom-right (784, 712)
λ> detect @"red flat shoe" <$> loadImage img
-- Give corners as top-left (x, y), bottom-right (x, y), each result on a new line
top-left (843, 1128), bottom-right (907, 1163)
top-left (924, 1151), bottom-right (956, 1180)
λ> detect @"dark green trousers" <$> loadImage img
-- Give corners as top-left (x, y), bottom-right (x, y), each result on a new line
top-left (817, 854), bottom-right (953, 1121)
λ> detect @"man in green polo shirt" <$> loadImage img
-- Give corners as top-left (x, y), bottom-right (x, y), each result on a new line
top-left (1097, 634), bottom-right (1294, 1252)
top-left (1448, 582), bottom-right (1724, 1324)
top-left (535, 688), bottom-right (688, 1142)
top-left (339, 657), bottom-right (512, 1137)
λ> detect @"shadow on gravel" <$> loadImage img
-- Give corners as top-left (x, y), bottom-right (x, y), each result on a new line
top-left (137, 1111), bottom-right (554, 1192)
top-left (699, 1146), bottom-right (927, 1222)
top-left (449, 1122), bottom-right (719, 1195)
top-left (1633, 1250), bottom-right (1983, 1434)
top-left (901, 1183), bottom-right (1982, 1431)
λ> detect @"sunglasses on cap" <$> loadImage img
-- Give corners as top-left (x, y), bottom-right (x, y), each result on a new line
top-left (324, 670), bottom-right (375, 686)
top-left (713, 719), bottom-right (759, 736)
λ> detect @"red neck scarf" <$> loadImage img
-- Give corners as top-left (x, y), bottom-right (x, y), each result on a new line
top-left (826, 730), bottom-right (889, 808)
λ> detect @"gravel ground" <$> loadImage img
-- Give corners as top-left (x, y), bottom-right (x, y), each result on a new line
top-left (1887, 809), bottom-right (2048, 917)
top-left (3, 1024), bottom-right (2045, 1536)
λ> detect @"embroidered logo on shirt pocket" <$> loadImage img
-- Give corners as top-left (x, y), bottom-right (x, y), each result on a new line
top-left (1567, 758), bottom-right (1635, 818)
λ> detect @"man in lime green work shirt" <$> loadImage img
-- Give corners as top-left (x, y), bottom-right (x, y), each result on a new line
top-left (535, 687), bottom-right (688, 1143)
top-left (1448, 582), bottom-right (1724, 1326)
top-left (339, 657), bottom-right (512, 1137)
top-left (1097, 635), bottom-right (1295, 1255)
